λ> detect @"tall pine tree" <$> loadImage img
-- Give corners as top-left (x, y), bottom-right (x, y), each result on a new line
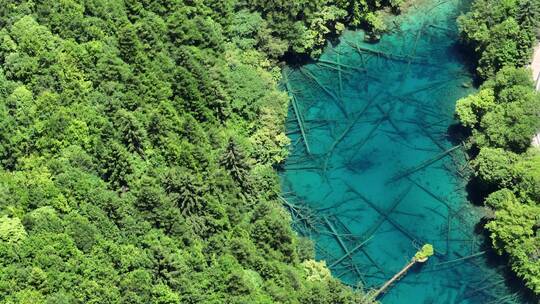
top-left (220, 138), bottom-right (250, 190)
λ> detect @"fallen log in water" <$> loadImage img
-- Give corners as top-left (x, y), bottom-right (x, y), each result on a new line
top-left (337, 54), bottom-right (343, 100)
top-left (285, 166), bottom-right (323, 171)
top-left (278, 195), bottom-right (320, 234)
top-left (317, 59), bottom-right (365, 72)
top-left (358, 43), bottom-right (368, 74)
top-left (346, 40), bottom-right (421, 64)
top-left (406, 176), bottom-right (451, 209)
top-left (323, 94), bottom-right (379, 172)
top-left (322, 217), bottom-right (365, 283)
top-left (344, 116), bottom-right (386, 152)
top-left (329, 235), bottom-right (374, 268)
top-left (461, 279), bottom-right (506, 300)
top-left (346, 184), bottom-right (423, 246)
top-left (401, 26), bottom-right (425, 78)
top-left (316, 63), bottom-right (355, 75)
top-left (284, 72), bottom-right (311, 154)
top-left (387, 145), bottom-right (462, 183)
top-left (373, 244), bottom-right (434, 299)
top-left (434, 251), bottom-right (486, 267)
top-left (286, 121), bottom-right (329, 135)
top-left (400, 78), bottom-right (453, 97)
top-left (373, 260), bottom-right (417, 299)
top-left (332, 217), bottom-right (387, 276)
top-left (298, 67), bottom-right (347, 117)
top-left (376, 104), bottom-right (408, 141)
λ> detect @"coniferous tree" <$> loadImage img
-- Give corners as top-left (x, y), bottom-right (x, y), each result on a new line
top-left (220, 138), bottom-right (250, 190)
top-left (163, 167), bottom-right (205, 216)
top-left (517, 0), bottom-right (540, 30)
top-left (116, 109), bottom-right (146, 155)
top-left (101, 142), bottom-right (133, 190)
top-left (0, 0), bottom-right (386, 301)
top-left (118, 22), bottom-right (143, 64)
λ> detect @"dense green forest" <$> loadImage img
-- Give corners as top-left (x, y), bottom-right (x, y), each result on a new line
top-left (0, 0), bottom-right (406, 303)
top-left (2, 0), bottom-right (540, 301)
top-left (456, 0), bottom-right (540, 294)
top-left (458, 0), bottom-right (539, 79)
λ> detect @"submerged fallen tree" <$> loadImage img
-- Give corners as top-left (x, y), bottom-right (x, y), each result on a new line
top-left (284, 71), bottom-right (312, 155)
top-left (387, 145), bottom-right (462, 183)
top-left (373, 244), bottom-right (434, 299)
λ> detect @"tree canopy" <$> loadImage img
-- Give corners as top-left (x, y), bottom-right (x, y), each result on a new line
top-left (456, 0), bottom-right (540, 294)
top-left (458, 0), bottom-right (540, 79)
top-left (0, 0), bottom-right (386, 302)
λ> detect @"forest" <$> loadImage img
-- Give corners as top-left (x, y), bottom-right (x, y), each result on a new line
top-left (456, 0), bottom-right (540, 295)
top-left (0, 0), bottom-right (539, 302)
top-left (0, 0), bottom-right (397, 303)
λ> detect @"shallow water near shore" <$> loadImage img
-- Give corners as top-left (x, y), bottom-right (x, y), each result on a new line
top-left (281, 0), bottom-right (534, 303)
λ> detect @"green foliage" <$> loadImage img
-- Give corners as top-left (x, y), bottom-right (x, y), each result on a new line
top-left (458, 0), bottom-right (539, 78)
top-left (472, 147), bottom-right (519, 188)
top-left (485, 190), bottom-right (536, 253)
top-left (458, 71), bottom-right (540, 294)
top-left (163, 167), bottom-right (206, 216)
top-left (221, 138), bottom-right (251, 190)
top-left (414, 244), bottom-right (434, 261)
top-left (456, 0), bottom-right (540, 293)
top-left (302, 260), bottom-right (332, 282)
top-left (239, 0), bottom-right (394, 58)
top-left (0, 0), bottom-right (376, 302)
top-left (484, 189), bottom-right (540, 293)
top-left (456, 67), bottom-right (540, 152)
top-left (364, 11), bottom-right (387, 41)
top-left (486, 195), bottom-right (538, 252)
top-left (0, 216), bottom-right (27, 243)
top-left (513, 149), bottom-right (540, 201)
top-left (455, 88), bottom-right (495, 128)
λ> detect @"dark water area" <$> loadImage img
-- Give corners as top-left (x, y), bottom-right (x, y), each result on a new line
top-left (280, 0), bottom-right (535, 302)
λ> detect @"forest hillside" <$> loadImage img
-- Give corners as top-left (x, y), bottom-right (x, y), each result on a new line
top-left (0, 0), bottom-right (397, 303)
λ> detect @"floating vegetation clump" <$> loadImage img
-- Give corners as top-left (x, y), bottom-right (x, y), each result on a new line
top-left (281, 0), bottom-right (532, 302)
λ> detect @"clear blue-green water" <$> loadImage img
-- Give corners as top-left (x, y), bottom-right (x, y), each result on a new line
top-left (281, 0), bottom-right (533, 303)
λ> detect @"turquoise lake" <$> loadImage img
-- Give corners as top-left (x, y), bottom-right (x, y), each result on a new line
top-left (281, 0), bottom-right (534, 303)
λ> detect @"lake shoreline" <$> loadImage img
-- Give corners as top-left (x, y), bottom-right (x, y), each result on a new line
top-left (281, 0), bottom-right (533, 302)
